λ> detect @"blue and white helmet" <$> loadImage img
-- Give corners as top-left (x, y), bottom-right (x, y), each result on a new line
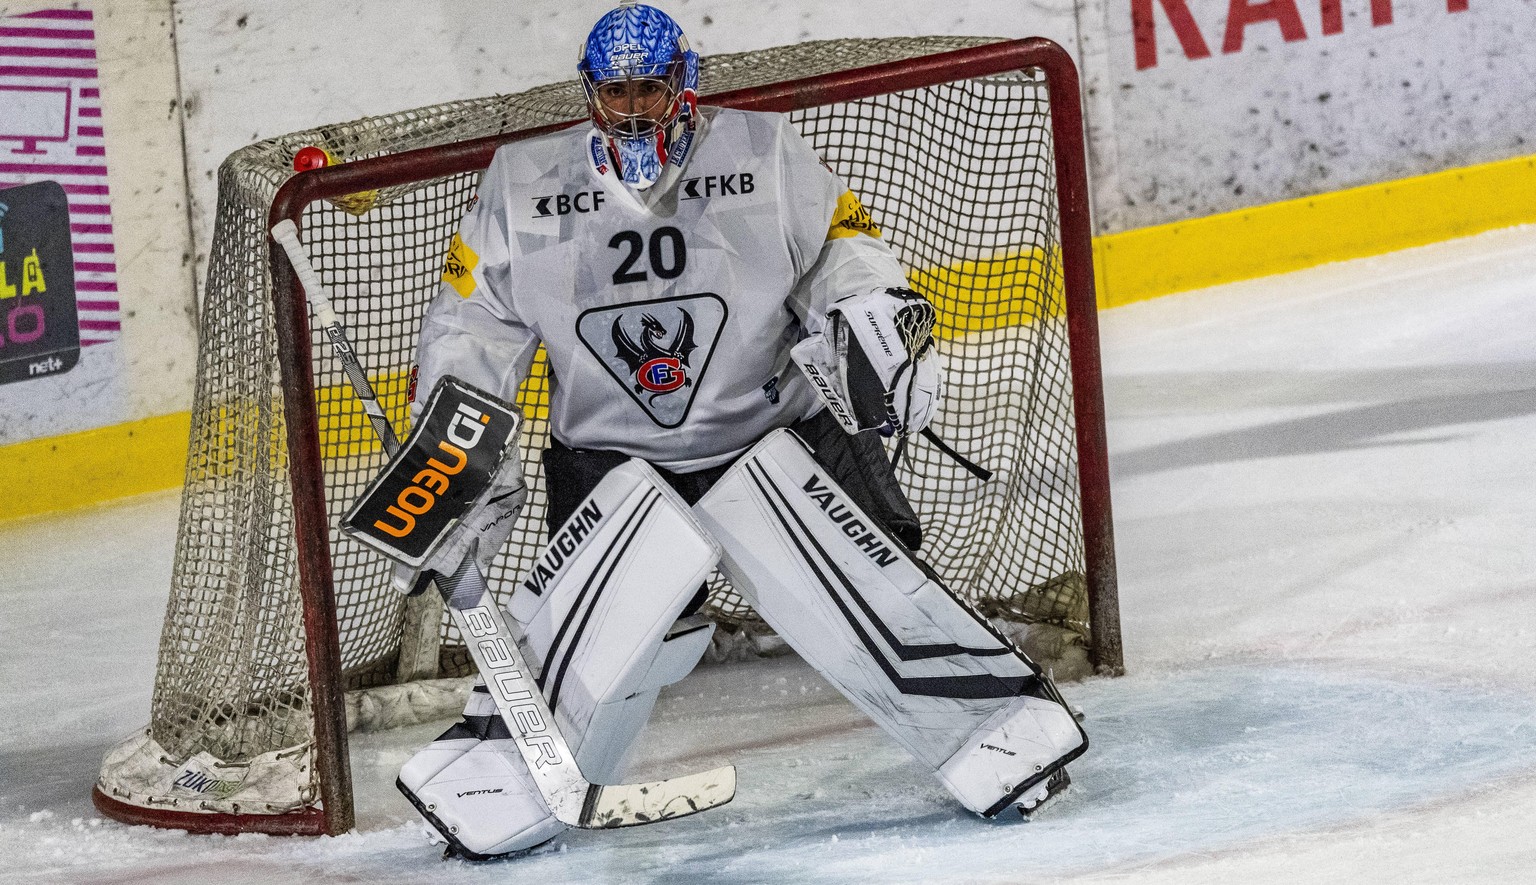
top-left (578, 2), bottom-right (700, 189)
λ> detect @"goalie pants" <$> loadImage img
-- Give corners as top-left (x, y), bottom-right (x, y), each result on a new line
top-left (543, 407), bottom-right (923, 551)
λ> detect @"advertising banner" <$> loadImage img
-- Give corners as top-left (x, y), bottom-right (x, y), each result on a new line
top-left (0, 5), bottom-right (126, 442)
top-left (0, 180), bottom-right (79, 384)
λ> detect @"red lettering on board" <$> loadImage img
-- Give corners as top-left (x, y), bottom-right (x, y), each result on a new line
top-left (1321, 0), bottom-right (1342, 33)
top-left (1223, 0), bottom-right (1308, 54)
top-left (1132, 0), bottom-right (1213, 70)
top-left (1135, 0), bottom-right (1473, 69)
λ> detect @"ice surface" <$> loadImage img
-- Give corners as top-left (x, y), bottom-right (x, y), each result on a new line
top-left (3, 226), bottom-right (1535, 883)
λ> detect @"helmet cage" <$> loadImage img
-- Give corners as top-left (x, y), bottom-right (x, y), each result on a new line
top-left (580, 59), bottom-right (687, 140)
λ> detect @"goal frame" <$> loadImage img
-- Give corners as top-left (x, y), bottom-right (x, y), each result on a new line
top-left (97, 36), bottom-right (1119, 838)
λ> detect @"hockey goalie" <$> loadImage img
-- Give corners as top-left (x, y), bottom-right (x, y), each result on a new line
top-left (348, 1), bottom-right (1088, 859)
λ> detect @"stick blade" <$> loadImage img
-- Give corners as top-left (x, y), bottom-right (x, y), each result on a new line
top-left (571, 764), bottom-right (737, 830)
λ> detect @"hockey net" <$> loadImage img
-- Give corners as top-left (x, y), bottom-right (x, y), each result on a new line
top-left (95, 36), bottom-right (1119, 836)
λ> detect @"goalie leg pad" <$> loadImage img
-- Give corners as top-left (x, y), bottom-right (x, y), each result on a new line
top-left (400, 460), bottom-right (720, 856)
top-left (398, 683), bottom-right (501, 794)
top-left (507, 458), bottom-right (720, 779)
top-left (575, 614), bottom-right (715, 783)
top-left (693, 429), bottom-right (1085, 817)
top-left (936, 693), bottom-right (1084, 816)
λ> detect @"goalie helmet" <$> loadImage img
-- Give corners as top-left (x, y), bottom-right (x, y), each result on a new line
top-left (578, 2), bottom-right (700, 190)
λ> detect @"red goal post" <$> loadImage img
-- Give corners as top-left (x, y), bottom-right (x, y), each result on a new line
top-left (95, 36), bottom-right (1120, 838)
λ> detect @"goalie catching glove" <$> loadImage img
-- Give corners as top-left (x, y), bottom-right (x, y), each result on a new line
top-left (792, 286), bottom-right (944, 437)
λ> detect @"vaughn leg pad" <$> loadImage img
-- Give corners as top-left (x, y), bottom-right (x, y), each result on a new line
top-left (936, 693), bottom-right (1085, 816)
top-left (400, 459), bottom-right (720, 856)
top-left (507, 458), bottom-right (720, 780)
top-left (571, 614), bottom-right (715, 784)
top-left (694, 429), bottom-right (1086, 816)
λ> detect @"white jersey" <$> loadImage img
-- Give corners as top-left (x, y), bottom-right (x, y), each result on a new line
top-left (416, 107), bottom-right (909, 472)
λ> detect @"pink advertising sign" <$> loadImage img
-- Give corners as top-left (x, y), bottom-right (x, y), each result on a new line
top-left (0, 7), bottom-right (120, 348)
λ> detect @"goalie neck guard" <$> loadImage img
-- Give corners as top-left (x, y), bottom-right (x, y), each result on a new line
top-left (578, 3), bottom-right (700, 190)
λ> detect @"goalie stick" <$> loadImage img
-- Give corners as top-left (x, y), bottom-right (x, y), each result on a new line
top-left (270, 219), bottom-right (736, 829)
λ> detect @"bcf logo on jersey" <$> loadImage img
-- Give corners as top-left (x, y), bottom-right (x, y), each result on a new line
top-left (532, 190), bottom-right (606, 217)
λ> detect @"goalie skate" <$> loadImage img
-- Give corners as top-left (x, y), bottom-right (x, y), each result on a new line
top-left (1015, 766), bottom-right (1071, 819)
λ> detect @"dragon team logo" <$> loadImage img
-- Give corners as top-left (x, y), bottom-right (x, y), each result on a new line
top-left (616, 312), bottom-right (696, 395)
top-left (577, 294), bottom-right (726, 428)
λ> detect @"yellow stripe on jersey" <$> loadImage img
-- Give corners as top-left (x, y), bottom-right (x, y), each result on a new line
top-left (442, 232), bottom-right (480, 298)
top-left (827, 190), bottom-right (883, 240)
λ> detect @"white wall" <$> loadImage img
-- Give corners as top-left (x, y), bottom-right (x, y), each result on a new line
top-left (1082, 0), bottom-right (1534, 232)
top-left (3, 0), bottom-right (1533, 450)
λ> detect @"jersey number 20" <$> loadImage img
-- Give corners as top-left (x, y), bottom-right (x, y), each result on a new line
top-left (609, 227), bottom-right (687, 285)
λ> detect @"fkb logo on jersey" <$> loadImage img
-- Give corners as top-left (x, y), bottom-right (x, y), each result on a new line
top-left (680, 173), bottom-right (754, 200)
